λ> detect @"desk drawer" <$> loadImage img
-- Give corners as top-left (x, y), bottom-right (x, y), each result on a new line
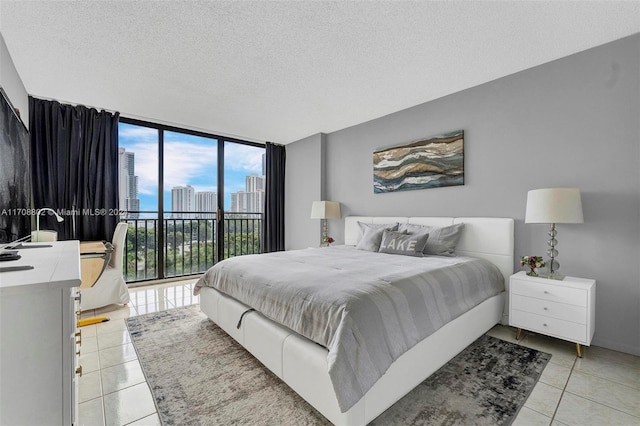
top-left (511, 309), bottom-right (587, 344)
top-left (511, 294), bottom-right (586, 324)
top-left (511, 280), bottom-right (586, 307)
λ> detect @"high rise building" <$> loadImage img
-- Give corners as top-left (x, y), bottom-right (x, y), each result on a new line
top-left (249, 190), bottom-right (264, 213)
top-left (171, 185), bottom-right (195, 218)
top-left (196, 191), bottom-right (217, 218)
top-left (118, 148), bottom-right (140, 218)
top-left (230, 192), bottom-right (241, 213)
top-left (246, 174), bottom-right (265, 193)
top-left (231, 191), bottom-right (263, 213)
top-left (229, 173), bottom-right (265, 213)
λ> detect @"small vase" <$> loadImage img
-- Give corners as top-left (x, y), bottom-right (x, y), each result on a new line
top-left (526, 268), bottom-right (538, 277)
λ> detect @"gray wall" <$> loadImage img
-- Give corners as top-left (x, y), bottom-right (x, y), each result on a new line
top-left (0, 33), bottom-right (28, 129)
top-left (285, 133), bottom-right (326, 249)
top-left (286, 34), bottom-right (640, 356)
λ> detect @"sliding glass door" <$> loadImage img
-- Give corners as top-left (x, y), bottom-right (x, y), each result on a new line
top-left (223, 141), bottom-right (265, 258)
top-left (118, 118), bottom-right (264, 283)
top-left (163, 131), bottom-right (218, 278)
top-left (118, 122), bottom-right (159, 282)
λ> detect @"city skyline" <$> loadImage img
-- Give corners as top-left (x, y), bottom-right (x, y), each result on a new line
top-left (171, 176), bottom-right (264, 216)
top-left (118, 122), bottom-right (265, 215)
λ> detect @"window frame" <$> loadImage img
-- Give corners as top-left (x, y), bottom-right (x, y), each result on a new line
top-left (119, 116), bottom-right (265, 282)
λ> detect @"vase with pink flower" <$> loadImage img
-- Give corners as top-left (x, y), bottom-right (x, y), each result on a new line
top-left (520, 255), bottom-right (545, 277)
top-left (322, 236), bottom-right (335, 247)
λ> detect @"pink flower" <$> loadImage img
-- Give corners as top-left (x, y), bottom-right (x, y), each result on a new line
top-left (521, 255), bottom-right (545, 269)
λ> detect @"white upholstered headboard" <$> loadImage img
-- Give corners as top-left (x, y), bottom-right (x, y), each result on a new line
top-left (344, 216), bottom-right (514, 283)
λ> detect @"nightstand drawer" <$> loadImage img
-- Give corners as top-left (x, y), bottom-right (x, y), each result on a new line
top-left (511, 309), bottom-right (587, 343)
top-left (511, 294), bottom-right (586, 324)
top-left (511, 280), bottom-right (586, 307)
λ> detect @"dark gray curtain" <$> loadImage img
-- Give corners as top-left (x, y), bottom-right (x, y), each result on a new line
top-left (29, 97), bottom-right (119, 241)
top-left (263, 142), bottom-right (285, 252)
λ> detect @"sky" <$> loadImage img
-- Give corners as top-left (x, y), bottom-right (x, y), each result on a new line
top-left (118, 122), bottom-right (264, 214)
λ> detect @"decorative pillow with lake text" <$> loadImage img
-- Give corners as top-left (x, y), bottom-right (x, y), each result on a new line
top-left (378, 230), bottom-right (429, 257)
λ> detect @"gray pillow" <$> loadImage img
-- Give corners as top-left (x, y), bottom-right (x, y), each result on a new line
top-left (398, 223), bottom-right (465, 256)
top-left (356, 222), bottom-right (399, 244)
top-left (379, 230), bottom-right (429, 257)
top-left (356, 223), bottom-right (399, 252)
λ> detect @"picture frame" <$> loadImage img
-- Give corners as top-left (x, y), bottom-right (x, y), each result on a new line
top-left (373, 130), bottom-right (464, 193)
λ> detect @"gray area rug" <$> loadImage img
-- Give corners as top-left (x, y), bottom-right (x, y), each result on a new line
top-left (126, 305), bottom-right (550, 425)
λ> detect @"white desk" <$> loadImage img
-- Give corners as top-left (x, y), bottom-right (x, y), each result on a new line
top-left (0, 241), bottom-right (81, 425)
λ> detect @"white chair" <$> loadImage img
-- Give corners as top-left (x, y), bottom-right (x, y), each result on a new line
top-left (80, 222), bottom-right (131, 311)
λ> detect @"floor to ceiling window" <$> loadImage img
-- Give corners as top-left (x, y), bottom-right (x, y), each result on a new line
top-left (118, 121), bottom-right (159, 282)
top-left (163, 131), bottom-right (218, 279)
top-left (223, 141), bottom-right (265, 259)
top-left (118, 118), bottom-right (265, 283)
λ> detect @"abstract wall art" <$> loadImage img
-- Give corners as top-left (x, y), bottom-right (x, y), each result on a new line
top-left (373, 130), bottom-right (464, 193)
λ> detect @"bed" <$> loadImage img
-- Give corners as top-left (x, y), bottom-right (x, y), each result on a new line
top-left (195, 216), bottom-right (514, 425)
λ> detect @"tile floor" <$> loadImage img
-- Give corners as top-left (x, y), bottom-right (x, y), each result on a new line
top-left (77, 279), bottom-right (200, 426)
top-left (78, 280), bottom-right (640, 426)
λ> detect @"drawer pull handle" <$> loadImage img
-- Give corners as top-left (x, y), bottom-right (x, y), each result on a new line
top-left (544, 291), bottom-right (549, 294)
top-left (543, 323), bottom-right (548, 327)
top-left (544, 307), bottom-right (548, 311)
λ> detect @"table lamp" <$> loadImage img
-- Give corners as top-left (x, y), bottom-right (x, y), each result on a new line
top-left (310, 201), bottom-right (341, 246)
top-left (525, 188), bottom-right (583, 280)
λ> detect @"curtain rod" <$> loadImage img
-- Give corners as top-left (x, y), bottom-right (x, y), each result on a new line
top-left (30, 95), bottom-right (120, 115)
top-left (31, 94), bottom-right (267, 146)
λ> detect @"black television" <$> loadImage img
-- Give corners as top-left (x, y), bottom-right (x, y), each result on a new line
top-left (0, 87), bottom-right (32, 243)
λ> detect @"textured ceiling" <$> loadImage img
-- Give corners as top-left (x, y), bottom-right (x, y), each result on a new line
top-left (1, 1), bottom-right (638, 144)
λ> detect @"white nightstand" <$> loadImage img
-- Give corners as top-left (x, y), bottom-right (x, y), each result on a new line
top-left (509, 271), bottom-right (595, 357)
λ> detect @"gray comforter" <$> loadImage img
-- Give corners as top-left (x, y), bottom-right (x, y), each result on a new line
top-left (194, 246), bottom-right (504, 412)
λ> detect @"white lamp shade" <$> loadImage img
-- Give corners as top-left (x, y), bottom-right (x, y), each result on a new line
top-left (525, 188), bottom-right (584, 224)
top-left (310, 201), bottom-right (341, 219)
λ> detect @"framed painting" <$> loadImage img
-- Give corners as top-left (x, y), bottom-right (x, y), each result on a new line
top-left (373, 130), bottom-right (464, 193)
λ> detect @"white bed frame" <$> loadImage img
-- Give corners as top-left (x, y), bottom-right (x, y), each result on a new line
top-left (199, 216), bottom-right (514, 425)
